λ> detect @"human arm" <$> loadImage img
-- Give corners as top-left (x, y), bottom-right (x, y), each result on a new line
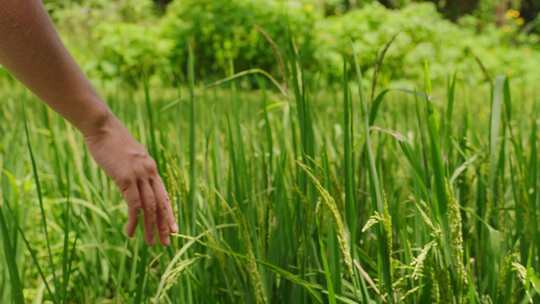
top-left (0, 0), bottom-right (177, 246)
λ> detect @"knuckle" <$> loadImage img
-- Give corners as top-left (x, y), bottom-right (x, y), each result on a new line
top-left (131, 199), bottom-right (142, 209)
top-left (118, 176), bottom-right (133, 190)
top-left (132, 149), bottom-right (147, 159)
top-left (159, 204), bottom-right (168, 215)
top-left (159, 226), bottom-right (169, 235)
top-left (134, 167), bottom-right (147, 177)
top-left (144, 159), bottom-right (157, 175)
top-left (146, 204), bottom-right (157, 216)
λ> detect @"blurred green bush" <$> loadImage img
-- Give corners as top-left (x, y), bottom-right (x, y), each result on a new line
top-left (47, 0), bottom-right (540, 87)
top-left (315, 2), bottom-right (540, 85)
top-left (93, 23), bottom-right (172, 87)
top-left (159, 0), bottom-right (319, 78)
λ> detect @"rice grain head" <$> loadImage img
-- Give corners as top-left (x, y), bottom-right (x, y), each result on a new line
top-left (300, 163), bottom-right (354, 278)
top-left (445, 181), bottom-right (467, 287)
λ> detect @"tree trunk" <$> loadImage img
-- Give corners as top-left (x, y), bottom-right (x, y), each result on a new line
top-left (153, 0), bottom-right (172, 11)
top-left (378, 0), bottom-right (396, 9)
top-left (342, 0), bottom-right (359, 10)
top-left (441, 0), bottom-right (479, 20)
top-left (495, 0), bottom-right (511, 26)
top-left (520, 0), bottom-right (540, 23)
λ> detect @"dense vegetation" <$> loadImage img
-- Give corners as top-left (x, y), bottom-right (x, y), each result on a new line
top-left (2, 0), bottom-right (540, 303)
top-left (48, 0), bottom-right (540, 86)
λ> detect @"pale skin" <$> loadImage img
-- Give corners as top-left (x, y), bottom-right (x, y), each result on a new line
top-left (0, 0), bottom-right (178, 246)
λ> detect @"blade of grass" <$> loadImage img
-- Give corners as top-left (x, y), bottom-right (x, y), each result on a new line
top-left (22, 103), bottom-right (59, 304)
top-left (0, 205), bottom-right (24, 304)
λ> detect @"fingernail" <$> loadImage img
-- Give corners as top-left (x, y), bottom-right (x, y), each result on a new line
top-left (124, 225), bottom-right (133, 238)
top-left (169, 223), bottom-right (178, 233)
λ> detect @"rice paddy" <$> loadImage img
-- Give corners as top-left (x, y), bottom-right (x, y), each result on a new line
top-left (1, 50), bottom-right (540, 303)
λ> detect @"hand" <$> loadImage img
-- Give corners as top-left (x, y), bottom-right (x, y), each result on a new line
top-left (83, 113), bottom-right (178, 246)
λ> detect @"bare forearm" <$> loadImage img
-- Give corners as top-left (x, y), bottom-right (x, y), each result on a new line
top-left (0, 0), bottom-right (110, 136)
top-left (0, 1), bottom-right (177, 245)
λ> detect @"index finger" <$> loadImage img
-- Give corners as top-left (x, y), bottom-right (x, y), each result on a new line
top-left (152, 176), bottom-right (178, 234)
top-left (121, 181), bottom-right (142, 238)
top-left (140, 179), bottom-right (157, 245)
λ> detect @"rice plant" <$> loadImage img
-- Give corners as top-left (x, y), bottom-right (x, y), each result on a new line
top-left (1, 45), bottom-right (540, 303)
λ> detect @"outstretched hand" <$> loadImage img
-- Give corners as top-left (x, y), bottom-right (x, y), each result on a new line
top-left (0, 0), bottom-right (178, 246)
top-left (84, 114), bottom-right (178, 246)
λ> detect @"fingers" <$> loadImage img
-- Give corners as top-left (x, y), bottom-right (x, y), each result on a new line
top-left (152, 177), bottom-right (178, 246)
top-left (118, 157), bottom-right (177, 247)
top-left (122, 182), bottom-right (142, 238)
top-left (153, 176), bottom-right (178, 234)
top-left (155, 193), bottom-right (171, 246)
top-left (139, 179), bottom-right (157, 246)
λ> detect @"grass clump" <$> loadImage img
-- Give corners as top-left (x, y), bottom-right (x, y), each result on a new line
top-left (2, 38), bottom-right (540, 303)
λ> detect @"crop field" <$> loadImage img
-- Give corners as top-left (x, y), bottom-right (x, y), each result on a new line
top-left (2, 1), bottom-right (540, 303)
top-left (2, 47), bottom-right (540, 304)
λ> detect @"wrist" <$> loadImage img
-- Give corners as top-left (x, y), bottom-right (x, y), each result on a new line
top-left (78, 98), bottom-right (116, 139)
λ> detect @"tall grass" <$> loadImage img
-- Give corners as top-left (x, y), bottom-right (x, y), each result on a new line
top-left (1, 46), bottom-right (540, 303)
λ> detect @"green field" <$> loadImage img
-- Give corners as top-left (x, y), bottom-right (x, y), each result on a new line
top-left (3, 1), bottom-right (540, 303)
top-left (2, 52), bottom-right (540, 303)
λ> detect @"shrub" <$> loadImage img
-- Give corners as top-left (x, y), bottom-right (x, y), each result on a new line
top-left (315, 2), bottom-right (540, 86)
top-left (160, 0), bottom-right (320, 78)
top-left (83, 1), bottom-right (540, 87)
top-left (92, 23), bottom-right (172, 87)
top-left (47, 0), bottom-right (155, 24)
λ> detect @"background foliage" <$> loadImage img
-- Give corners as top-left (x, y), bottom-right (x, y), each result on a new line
top-left (2, 1), bottom-right (540, 303)
top-left (39, 0), bottom-right (540, 87)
